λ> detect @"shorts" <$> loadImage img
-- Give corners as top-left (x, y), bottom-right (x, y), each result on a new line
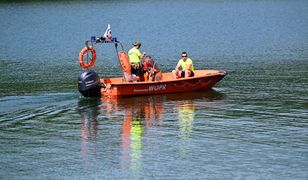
top-left (131, 63), bottom-right (143, 76)
top-left (180, 70), bottom-right (194, 78)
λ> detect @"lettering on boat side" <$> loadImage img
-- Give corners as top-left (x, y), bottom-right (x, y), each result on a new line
top-left (133, 89), bottom-right (148, 92)
top-left (149, 84), bottom-right (167, 91)
top-left (133, 84), bottom-right (167, 92)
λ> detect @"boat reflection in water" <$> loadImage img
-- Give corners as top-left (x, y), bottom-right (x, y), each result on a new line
top-left (78, 90), bottom-right (224, 175)
top-left (101, 95), bottom-right (165, 176)
top-left (78, 99), bottom-right (100, 142)
top-left (78, 98), bottom-right (101, 172)
top-left (177, 100), bottom-right (196, 159)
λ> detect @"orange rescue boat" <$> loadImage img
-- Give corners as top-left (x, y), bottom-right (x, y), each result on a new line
top-left (100, 70), bottom-right (226, 98)
top-left (77, 33), bottom-right (226, 98)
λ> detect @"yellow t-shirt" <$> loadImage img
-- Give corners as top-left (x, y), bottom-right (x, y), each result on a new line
top-left (128, 47), bottom-right (142, 63)
top-left (177, 58), bottom-right (194, 72)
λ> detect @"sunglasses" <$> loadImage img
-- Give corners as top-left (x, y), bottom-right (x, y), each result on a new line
top-left (182, 55), bottom-right (187, 57)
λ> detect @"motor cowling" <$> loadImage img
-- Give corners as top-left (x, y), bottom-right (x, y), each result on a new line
top-left (78, 70), bottom-right (101, 97)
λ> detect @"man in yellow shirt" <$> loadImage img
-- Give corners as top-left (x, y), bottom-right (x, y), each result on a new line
top-left (172, 52), bottom-right (195, 79)
top-left (128, 41), bottom-right (146, 76)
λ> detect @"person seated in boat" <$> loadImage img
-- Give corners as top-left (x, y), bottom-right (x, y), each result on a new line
top-left (128, 41), bottom-right (146, 78)
top-left (142, 55), bottom-right (162, 81)
top-left (142, 55), bottom-right (154, 71)
top-left (172, 52), bottom-right (195, 79)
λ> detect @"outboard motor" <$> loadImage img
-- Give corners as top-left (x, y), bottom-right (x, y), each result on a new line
top-left (78, 70), bottom-right (101, 97)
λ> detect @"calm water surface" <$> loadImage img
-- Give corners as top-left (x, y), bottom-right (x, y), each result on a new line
top-left (0, 0), bottom-right (308, 179)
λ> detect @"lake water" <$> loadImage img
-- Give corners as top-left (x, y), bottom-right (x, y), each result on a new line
top-left (0, 0), bottom-right (308, 179)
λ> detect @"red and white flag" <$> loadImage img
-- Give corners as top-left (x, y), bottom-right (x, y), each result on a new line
top-left (103, 24), bottom-right (112, 41)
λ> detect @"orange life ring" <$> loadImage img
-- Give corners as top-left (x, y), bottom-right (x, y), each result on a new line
top-left (79, 46), bottom-right (96, 69)
top-left (118, 51), bottom-right (131, 74)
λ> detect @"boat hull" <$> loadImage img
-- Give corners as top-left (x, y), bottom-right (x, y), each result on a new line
top-left (100, 70), bottom-right (226, 98)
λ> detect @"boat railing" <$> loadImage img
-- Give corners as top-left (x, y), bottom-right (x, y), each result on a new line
top-left (84, 36), bottom-right (124, 52)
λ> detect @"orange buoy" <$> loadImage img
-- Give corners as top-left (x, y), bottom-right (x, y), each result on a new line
top-left (79, 46), bottom-right (97, 69)
top-left (118, 51), bottom-right (131, 74)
